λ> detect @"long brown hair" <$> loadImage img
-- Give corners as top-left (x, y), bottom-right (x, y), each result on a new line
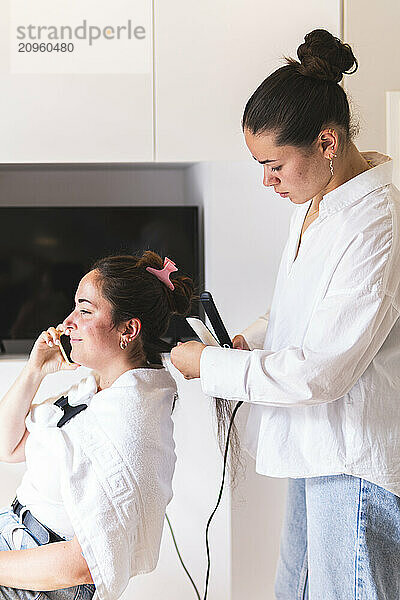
top-left (214, 398), bottom-right (242, 484)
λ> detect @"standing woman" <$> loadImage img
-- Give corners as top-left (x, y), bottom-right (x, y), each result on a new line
top-left (171, 29), bottom-right (400, 599)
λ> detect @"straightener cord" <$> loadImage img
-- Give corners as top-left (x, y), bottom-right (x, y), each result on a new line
top-left (202, 400), bottom-right (243, 600)
top-left (166, 399), bottom-right (243, 600)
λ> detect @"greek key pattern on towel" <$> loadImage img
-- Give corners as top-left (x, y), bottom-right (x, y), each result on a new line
top-left (62, 411), bottom-right (150, 565)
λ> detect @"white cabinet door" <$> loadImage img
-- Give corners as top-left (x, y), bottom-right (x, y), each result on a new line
top-left (0, 0), bottom-right (153, 163)
top-left (155, 0), bottom-right (341, 162)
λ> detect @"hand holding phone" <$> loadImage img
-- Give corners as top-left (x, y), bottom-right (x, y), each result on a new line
top-left (28, 325), bottom-right (78, 377)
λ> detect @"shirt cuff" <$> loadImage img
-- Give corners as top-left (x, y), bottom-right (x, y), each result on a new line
top-left (200, 345), bottom-right (252, 400)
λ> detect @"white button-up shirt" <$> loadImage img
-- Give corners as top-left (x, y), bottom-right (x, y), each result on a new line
top-left (200, 152), bottom-right (400, 496)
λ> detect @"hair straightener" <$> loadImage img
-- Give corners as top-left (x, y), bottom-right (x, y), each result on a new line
top-left (186, 291), bottom-right (233, 349)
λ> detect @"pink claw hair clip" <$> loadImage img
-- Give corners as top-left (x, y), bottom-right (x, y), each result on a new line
top-left (146, 257), bottom-right (178, 290)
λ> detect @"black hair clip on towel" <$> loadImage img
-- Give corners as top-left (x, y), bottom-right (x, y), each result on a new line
top-left (54, 396), bottom-right (88, 428)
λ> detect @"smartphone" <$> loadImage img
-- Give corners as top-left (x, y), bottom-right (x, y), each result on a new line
top-left (200, 291), bottom-right (232, 348)
top-left (59, 334), bottom-right (73, 364)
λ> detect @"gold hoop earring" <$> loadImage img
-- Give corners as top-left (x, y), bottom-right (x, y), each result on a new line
top-left (120, 336), bottom-right (128, 350)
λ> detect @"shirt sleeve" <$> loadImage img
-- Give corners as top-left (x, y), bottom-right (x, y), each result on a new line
top-left (200, 222), bottom-right (400, 407)
top-left (241, 311), bottom-right (270, 350)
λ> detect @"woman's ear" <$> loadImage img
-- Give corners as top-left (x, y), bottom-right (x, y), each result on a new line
top-left (318, 128), bottom-right (337, 158)
top-left (124, 318), bottom-right (142, 340)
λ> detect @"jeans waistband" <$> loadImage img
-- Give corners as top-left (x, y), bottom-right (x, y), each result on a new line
top-left (11, 497), bottom-right (65, 545)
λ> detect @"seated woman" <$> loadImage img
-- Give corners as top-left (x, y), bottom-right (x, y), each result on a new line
top-left (0, 251), bottom-right (194, 600)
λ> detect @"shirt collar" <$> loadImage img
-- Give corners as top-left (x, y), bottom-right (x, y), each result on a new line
top-left (317, 151), bottom-right (393, 219)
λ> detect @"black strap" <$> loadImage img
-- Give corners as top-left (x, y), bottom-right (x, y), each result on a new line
top-left (54, 395), bottom-right (88, 428)
top-left (11, 498), bottom-right (65, 544)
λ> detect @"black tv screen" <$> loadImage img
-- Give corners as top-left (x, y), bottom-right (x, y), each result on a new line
top-left (0, 206), bottom-right (200, 353)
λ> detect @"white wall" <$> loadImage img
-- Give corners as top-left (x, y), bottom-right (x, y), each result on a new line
top-left (155, 0), bottom-right (342, 162)
top-left (344, 0), bottom-right (400, 153)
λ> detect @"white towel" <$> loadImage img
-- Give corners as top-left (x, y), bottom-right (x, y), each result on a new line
top-left (52, 366), bottom-right (177, 600)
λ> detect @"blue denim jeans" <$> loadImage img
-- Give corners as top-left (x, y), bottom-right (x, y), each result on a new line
top-left (274, 474), bottom-right (400, 599)
top-left (0, 506), bottom-right (96, 600)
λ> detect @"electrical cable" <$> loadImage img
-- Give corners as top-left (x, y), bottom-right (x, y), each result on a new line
top-left (202, 400), bottom-right (243, 600)
top-left (166, 399), bottom-right (243, 600)
top-left (165, 513), bottom-right (202, 600)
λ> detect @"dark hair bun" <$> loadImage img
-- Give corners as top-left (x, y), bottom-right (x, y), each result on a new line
top-left (138, 250), bottom-right (195, 317)
top-left (169, 275), bottom-right (195, 316)
top-left (291, 29), bottom-right (358, 83)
